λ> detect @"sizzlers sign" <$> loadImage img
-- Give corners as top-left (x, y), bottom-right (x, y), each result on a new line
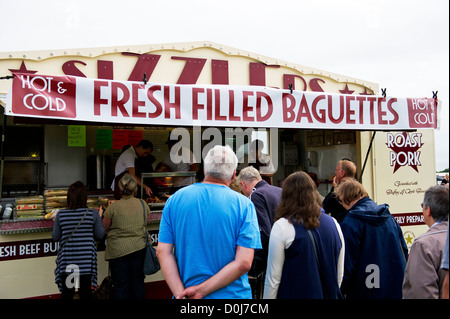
top-left (7, 73), bottom-right (439, 130)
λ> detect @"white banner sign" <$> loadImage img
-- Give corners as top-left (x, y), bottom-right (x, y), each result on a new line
top-left (6, 73), bottom-right (440, 130)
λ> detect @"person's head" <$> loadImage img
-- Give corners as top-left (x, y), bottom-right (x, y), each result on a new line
top-left (204, 145), bottom-right (238, 182)
top-left (118, 173), bottom-right (138, 197)
top-left (250, 139), bottom-right (264, 158)
top-left (165, 133), bottom-right (181, 149)
top-left (237, 166), bottom-right (262, 197)
top-left (275, 171), bottom-right (321, 230)
top-left (334, 178), bottom-right (368, 210)
top-left (421, 185), bottom-right (449, 227)
top-left (135, 140), bottom-right (153, 158)
top-left (335, 160), bottom-right (356, 184)
top-left (67, 181), bottom-right (87, 210)
top-left (307, 172), bottom-right (320, 189)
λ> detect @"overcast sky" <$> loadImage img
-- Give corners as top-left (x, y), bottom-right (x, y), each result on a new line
top-left (0, 0), bottom-right (448, 170)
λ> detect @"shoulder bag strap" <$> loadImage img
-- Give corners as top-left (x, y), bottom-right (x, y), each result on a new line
top-left (58, 208), bottom-right (89, 252)
top-left (140, 199), bottom-right (150, 245)
top-left (307, 229), bottom-right (329, 299)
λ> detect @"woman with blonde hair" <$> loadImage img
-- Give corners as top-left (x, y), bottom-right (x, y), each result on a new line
top-left (103, 173), bottom-right (151, 299)
top-left (264, 171), bottom-right (345, 299)
top-left (334, 178), bottom-right (408, 299)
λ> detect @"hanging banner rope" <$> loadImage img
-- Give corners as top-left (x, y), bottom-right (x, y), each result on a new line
top-left (5, 72), bottom-right (440, 130)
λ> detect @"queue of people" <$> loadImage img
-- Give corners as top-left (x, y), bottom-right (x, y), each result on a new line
top-left (52, 139), bottom-right (449, 300)
top-left (53, 174), bottom-right (151, 299)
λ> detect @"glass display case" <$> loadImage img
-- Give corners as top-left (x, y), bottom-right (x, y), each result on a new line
top-left (140, 171), bottom-right (197, 204)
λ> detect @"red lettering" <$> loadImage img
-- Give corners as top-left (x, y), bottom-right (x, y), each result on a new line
top-left (387, 98), bottom-right (399, 124)
top-left (296, 95), bottom-right (313, 123)
top-left (172, 56), bottom-right (206, 84)
top-left (132, 83), bottom-right (146, 118)
top-left (111, 82), bottom-right (130, 117)
top-left (311, 95), bottom-right (326, 123)
top-left (62, 60), bottom-right (86, 77)
top-left (356, 96), bottom-right (366, 124)
top-left (193, 88), bottom-right (227, 121)
top-left (242, 91), bottom-right (254, 121)
top-left (97, 60), bottom-right (114, 80)
top-left (228, 90), bottom-right (240, 121)
top-left (283, 74), bottom-right (307, 91)
top-left (147, 85), bottom-right (163, 118)
top-left (377, 98), bottom-right (388, 125)
top-left (309, 78), bottom-right (325, 92)
top-left (214, 89), bottom-right (227, 121)
top-left (192, 87), bottom-right (204, 120)
top-left (346, 96), bottom-right (356, 124)
top-left (367, 97), bottom-right (377, 124)
top-left (164, 86), bottom-right (180, 119)
top-left (211, 59), bottom-right (229, 85)
top-left (124, 53), bottom-right (161, 82)
top-left (256, 92), bottom-right (273, 122)
top-left (329, 96), bottom-right (344, 124)
top-left (93, 81), bottom-right (109, 116)
top-left (282, 93), bottom-right (296, 122)
top-left (249, 62), bottom-right (280, 86)
top-left (206, 88), bottom-right (213, 120)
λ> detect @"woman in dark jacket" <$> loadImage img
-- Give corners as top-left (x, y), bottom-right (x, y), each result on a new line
top-left (335, 179), bottom-right (408, 299)
top-left (53, 181), bottom-right (104, 299)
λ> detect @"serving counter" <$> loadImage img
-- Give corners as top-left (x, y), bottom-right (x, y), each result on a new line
top-left (0, 172), bottom-right (197, 298)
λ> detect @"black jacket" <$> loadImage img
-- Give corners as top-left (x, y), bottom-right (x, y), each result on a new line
top-left (250, 180), bottom-right (282, 248)
top-left (323, 186), bottom-right (348, 223)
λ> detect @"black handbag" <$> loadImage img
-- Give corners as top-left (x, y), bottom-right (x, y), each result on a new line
top-left (92, 274), bottom-right (113, 299)
top-left (140, 200), bottom-right (160, 275)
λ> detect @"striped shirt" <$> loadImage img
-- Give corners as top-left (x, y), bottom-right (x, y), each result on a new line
top-left (53, 208), bottom-right (104, 291)
top-left (103, 196), bottom-right (150, 260)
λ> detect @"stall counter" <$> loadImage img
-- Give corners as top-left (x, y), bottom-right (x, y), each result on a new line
top-left (0, 212), bottom-right (165, 299)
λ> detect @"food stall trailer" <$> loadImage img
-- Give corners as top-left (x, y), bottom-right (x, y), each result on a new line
top-left (0, 41), bottom-right (440, 298)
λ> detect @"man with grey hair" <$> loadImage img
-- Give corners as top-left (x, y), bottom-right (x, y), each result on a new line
top-left (237, 166), bottom-right (282, 298)
top-left (237, 166), bottom-right (282, 259)
top-left (157, 145), bottom-right (262, 299)
top-left (403, 185), bottom-right (449, 299)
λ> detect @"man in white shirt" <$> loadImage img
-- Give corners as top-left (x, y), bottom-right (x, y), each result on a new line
top-left (112, 140), bottom-right (153, 199)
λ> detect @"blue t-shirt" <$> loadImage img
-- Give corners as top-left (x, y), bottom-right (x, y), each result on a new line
top-left (158, 183), bottom-right (262, 299)
top-left (442, 222), bottom-right (449, 270)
